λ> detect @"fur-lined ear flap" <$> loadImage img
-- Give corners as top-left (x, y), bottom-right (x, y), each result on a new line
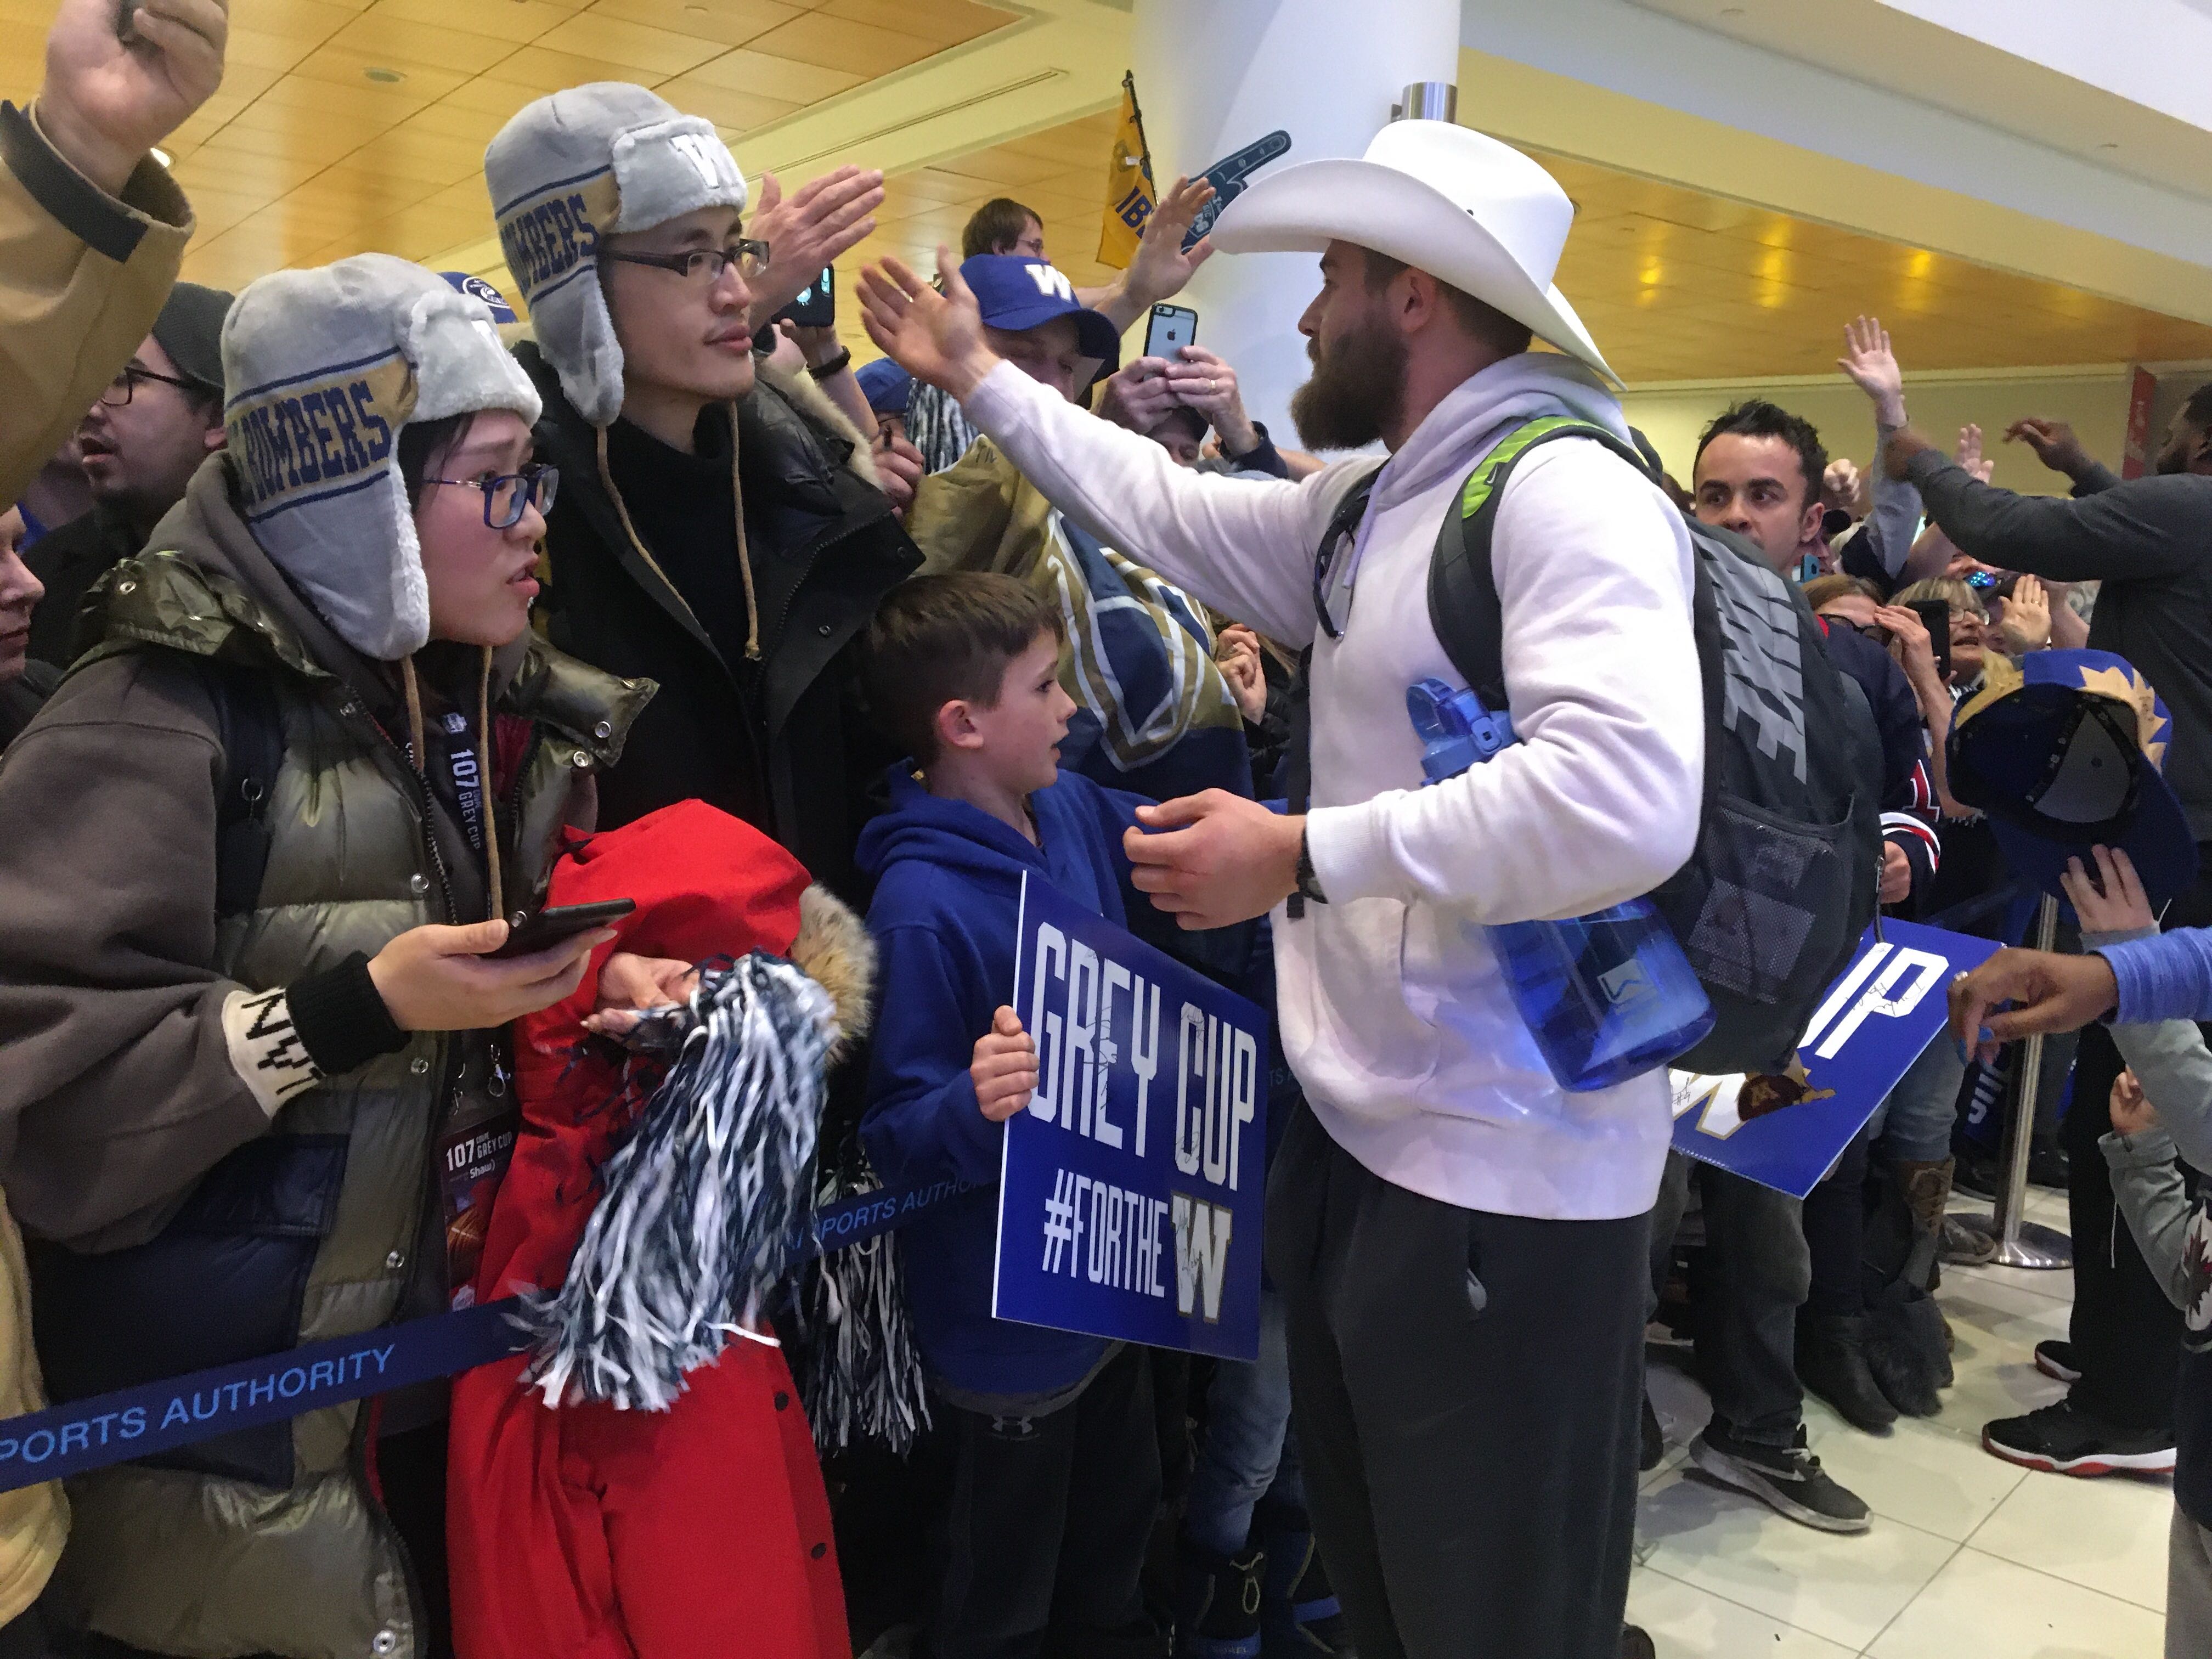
top-left (791, 884), bottom-right (874, 1060)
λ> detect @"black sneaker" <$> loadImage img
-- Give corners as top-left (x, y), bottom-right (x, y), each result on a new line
top-left (2034, 1340), bottom-right (2081, 1384)
top-left (1175, 1541), bottom-right (1266, 1658)
top-left (1939, 1215), bottom-right (1998, 1267)
top-left (2028, 1141), bottom-right (2071, 1190)
top-left (1255, 1500), bottom-right (1352, 1657)
top-left (1953, 1149), bottom-right (2001, 1201)
top-left (1689, 1423), bottom-right (1872, 1533)
top-left (1982, 1401), bottom-right (2174, 1476)
top-left (1640, 1393), bottom-right (1665, 1472)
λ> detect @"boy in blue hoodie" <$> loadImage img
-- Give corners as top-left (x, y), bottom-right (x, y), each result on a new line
top-left (855, 571), bottom-right (1164, 1659)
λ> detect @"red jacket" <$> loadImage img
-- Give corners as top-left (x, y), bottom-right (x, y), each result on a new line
top-left (447, 802), bottom-right (867, 1659)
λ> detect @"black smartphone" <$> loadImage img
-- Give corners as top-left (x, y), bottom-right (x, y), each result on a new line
top-left (771, 267), bottom-right (834, 329)
top-left (490, 899), bottom-right (635, 959)
top-left (1144, 303), bottom-right (1197, 361)
top-left (1909, 598), bottom-right (1952, 685)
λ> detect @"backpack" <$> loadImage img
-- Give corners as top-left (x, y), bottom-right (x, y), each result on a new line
top-left (203, 659), bottom-right (286, 918)
top-left (1425, 416), bottom-right (1882, 1076)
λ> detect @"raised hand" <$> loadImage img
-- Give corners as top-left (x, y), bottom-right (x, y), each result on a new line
top-left (1122, 176), bottom-right (1218, 309)
top-left (1948, 423), bottom-right (1994, 485)
top-left (856, 248), bottom-right (998, 400)
top-left (1993, 573), bottom-right (2050, 654)
top-left (1838, 315), bottom-right (1906, 427)
top-left (2003, 417), bottom-right (2093, 482)
top-left (2060, 847), bottom-right (2155, 936)
top-left (744, 166), bottom-right (883, 324)
top-left (40, 0), bottom-right (229, 193)
top-left (971, 1006), bottom-right (1039, 1122)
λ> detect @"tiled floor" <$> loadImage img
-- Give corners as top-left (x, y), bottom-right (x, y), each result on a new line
top-left (1632, 1186), bottom-right (2175, 1657)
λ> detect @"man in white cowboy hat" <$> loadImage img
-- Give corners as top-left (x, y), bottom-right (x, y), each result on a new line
top-left (861, 120), bottom-right (1701, 1659)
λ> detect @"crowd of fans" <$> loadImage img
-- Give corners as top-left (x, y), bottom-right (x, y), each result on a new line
top-left (3, 2), bottom-right (2212, 1658)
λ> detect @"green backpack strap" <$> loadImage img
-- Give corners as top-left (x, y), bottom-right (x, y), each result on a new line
top-left (1427, 416), bottom-right (1653, 710)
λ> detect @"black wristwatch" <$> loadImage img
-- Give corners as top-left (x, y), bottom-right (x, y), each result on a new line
top-left (806, 346), bottom-right (853, 380)
top-left (1294, 826), bottom-right (1328, 905)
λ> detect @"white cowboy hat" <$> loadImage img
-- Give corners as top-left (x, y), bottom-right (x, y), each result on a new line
top-left (1211, 120), bottom-right (1616, 385)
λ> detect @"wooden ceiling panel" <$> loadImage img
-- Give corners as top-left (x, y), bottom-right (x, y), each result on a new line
top-left (531, 11), bottom-right (729, 77)
top-left (356, 0), bottom-right (573, 41)
top-left (586, 0), bottom-right (802, 48)
top-left (680, 46), bottom-right (865, 103)
top-left (742, 12), bottom-right (945, 78)
top-left (326, 13), bottom-right (523, 74)
top-left (655, 77), bottom-right (804, 133)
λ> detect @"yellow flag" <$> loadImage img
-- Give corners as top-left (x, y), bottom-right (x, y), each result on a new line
top-left (1097, 71), bottom-right (1156, 269)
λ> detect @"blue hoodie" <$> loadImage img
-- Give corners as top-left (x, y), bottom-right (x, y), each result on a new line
top-left (856, 763), bottom-right (1151, 1400)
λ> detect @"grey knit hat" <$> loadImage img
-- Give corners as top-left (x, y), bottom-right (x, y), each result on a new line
top-left (486, 84), bottom-right (750, 427)
top-left (222, 253), bottom-right (542, 661)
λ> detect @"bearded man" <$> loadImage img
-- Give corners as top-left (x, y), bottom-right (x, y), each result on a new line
top-left (861, 121), bottom-right (1700, 1659)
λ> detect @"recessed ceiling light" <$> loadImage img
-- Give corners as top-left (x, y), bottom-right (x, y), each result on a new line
top-left (364, 65), bottom-right (405, 83)
top-left (2098, 140), bottom-right (2120, 150)
top-left (1720, 4), bottom-right (1745, 14)
top-left (150, 147), bottom-right (171, 167)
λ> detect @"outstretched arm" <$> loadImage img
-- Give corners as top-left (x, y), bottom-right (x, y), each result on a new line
top-left (859, 247), bottom-right (1341, 646)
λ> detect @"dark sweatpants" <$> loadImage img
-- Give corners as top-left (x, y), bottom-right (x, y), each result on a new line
top-left (1266, 1100), bottom-right (1650, 1659)
top-left (925, 1345), bottom-right (1164, 1659)
top-left (2061, 852), bottom-right (2212, 1435)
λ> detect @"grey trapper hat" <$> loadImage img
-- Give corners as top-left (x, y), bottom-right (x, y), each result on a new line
top-left (221, 253), bottom-right (542, 662)
top-left (485, 83), bottom-right (751, 428)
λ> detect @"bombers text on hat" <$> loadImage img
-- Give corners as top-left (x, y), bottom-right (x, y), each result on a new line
top-left (222, 253), bottom-right (541, 662)
top-left (486, 84), bottom-right (750, 428)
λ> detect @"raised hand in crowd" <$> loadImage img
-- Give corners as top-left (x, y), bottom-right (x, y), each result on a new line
top-left (2062, 844), bottom-right (2156, 935)
top-left (1216, 623), bottom-right (1270, 724)
top-left (2005, 415), bottom-right (2098, 484)
top-left (366, 918), bottom-right (616, 1033)
top-left (970, 1005), bottom-right (1038, 1121)
top-left (1086, 175), bottom-right (1218, 333)
top-left (1821, 456), bottom-right (1868, 518)
top-left (857, 247), bottom-right (995, 398)
top-left (2109, 1068), bottom-right (2160, 1139)
top-left (1991, 572), bottom-right (2052, 654)
top-left (40, 0), bottom-right (229, 193)
top-left (744, 166), bottom-right (884, 323)
top-left (1161, 346), bottom-right (1261, 456)
top-left (1837, 314), bottom-right (1906, 427)
top-left (1957, 422), bottom-right (1995, 483)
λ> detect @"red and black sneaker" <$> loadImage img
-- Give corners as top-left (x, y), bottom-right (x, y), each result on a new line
top-left (1982, 1401), bottom-right (2172, 1476)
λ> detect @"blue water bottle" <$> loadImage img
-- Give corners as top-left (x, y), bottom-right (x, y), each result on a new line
top-left (1407, 677), bottom-right (1713, 1092)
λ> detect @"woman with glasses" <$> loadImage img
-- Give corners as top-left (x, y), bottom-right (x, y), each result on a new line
top-left (0, 255), bottom-right (658, 1659)
top-left (485, 85), bottom-right (919, 906)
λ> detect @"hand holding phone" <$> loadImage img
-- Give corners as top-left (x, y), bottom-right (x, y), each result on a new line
top-left (1908, 598), bottom-right (1953, 684)
top-left (490, 899), bottom-right (637, 958)
top-left (1144, 303), bottom-right (1197, 362)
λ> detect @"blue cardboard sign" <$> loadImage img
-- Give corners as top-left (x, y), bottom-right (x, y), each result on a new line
top-left (1669, 920), bottom-right (2002, 1198)
top-left (993, 874), bottom-right (1267, 1361)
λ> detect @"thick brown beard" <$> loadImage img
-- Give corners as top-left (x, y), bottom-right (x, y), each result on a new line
top-left (1290, 312), bottom-right (1410, 451)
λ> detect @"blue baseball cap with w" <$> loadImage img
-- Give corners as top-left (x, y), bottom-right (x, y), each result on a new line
top-left (960, 255), bottom-right (1120, 368)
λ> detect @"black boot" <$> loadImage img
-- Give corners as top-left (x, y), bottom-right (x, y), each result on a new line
top-left (1640, 1393), bottom-right (1664, 1472)
top-left (1175, 1538), bottom-right (1267, 1658)
top-left (1796, 1311), bottom-right (1898, 1434)
top-left (1255, 1498), bottom-right (1353, 1656)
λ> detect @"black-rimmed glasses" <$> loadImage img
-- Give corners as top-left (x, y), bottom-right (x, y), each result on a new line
top-left (600, 239), bottom-right (770, 285)
top-left (99, 363), bottom-right (211, 406)
top-left (425, 464), bottom-right (559, 529)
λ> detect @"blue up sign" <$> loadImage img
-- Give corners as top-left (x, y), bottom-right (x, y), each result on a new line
top-left (1669, 919), bottom-right (2002, 1198)
top-left (992, 874), bottom-right (1267, 1361)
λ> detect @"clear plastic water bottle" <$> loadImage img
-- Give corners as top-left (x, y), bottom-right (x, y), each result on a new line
top-left (1407, 676), bottom-right (1713, 1092)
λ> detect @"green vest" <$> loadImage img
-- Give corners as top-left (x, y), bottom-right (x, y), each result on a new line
top-left (44, 550), bottom-right (649, 1658)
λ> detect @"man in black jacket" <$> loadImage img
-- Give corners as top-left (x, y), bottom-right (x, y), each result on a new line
top-left (487, 85), bottom-right (917, 903)
top-left (1885, 392), bottom-right (2212, 1479)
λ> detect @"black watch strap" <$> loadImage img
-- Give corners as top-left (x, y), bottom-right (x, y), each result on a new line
top-left (1294, 826), bottom-right (1328, 905)
top-left (806, 346), bottom-right (853, 380)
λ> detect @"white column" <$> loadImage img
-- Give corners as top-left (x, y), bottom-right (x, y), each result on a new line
top-left (1127, 0), bottom-right (1461, 441)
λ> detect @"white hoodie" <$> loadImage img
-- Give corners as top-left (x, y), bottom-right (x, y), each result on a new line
top-left (964, 353), bottom-right (1702, 1220)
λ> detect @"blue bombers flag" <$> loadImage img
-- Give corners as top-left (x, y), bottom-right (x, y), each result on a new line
top-left (1669, 920), bottom-right (2002, 1197)
top-left (994, 875), bottom-right (1267, 1361)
